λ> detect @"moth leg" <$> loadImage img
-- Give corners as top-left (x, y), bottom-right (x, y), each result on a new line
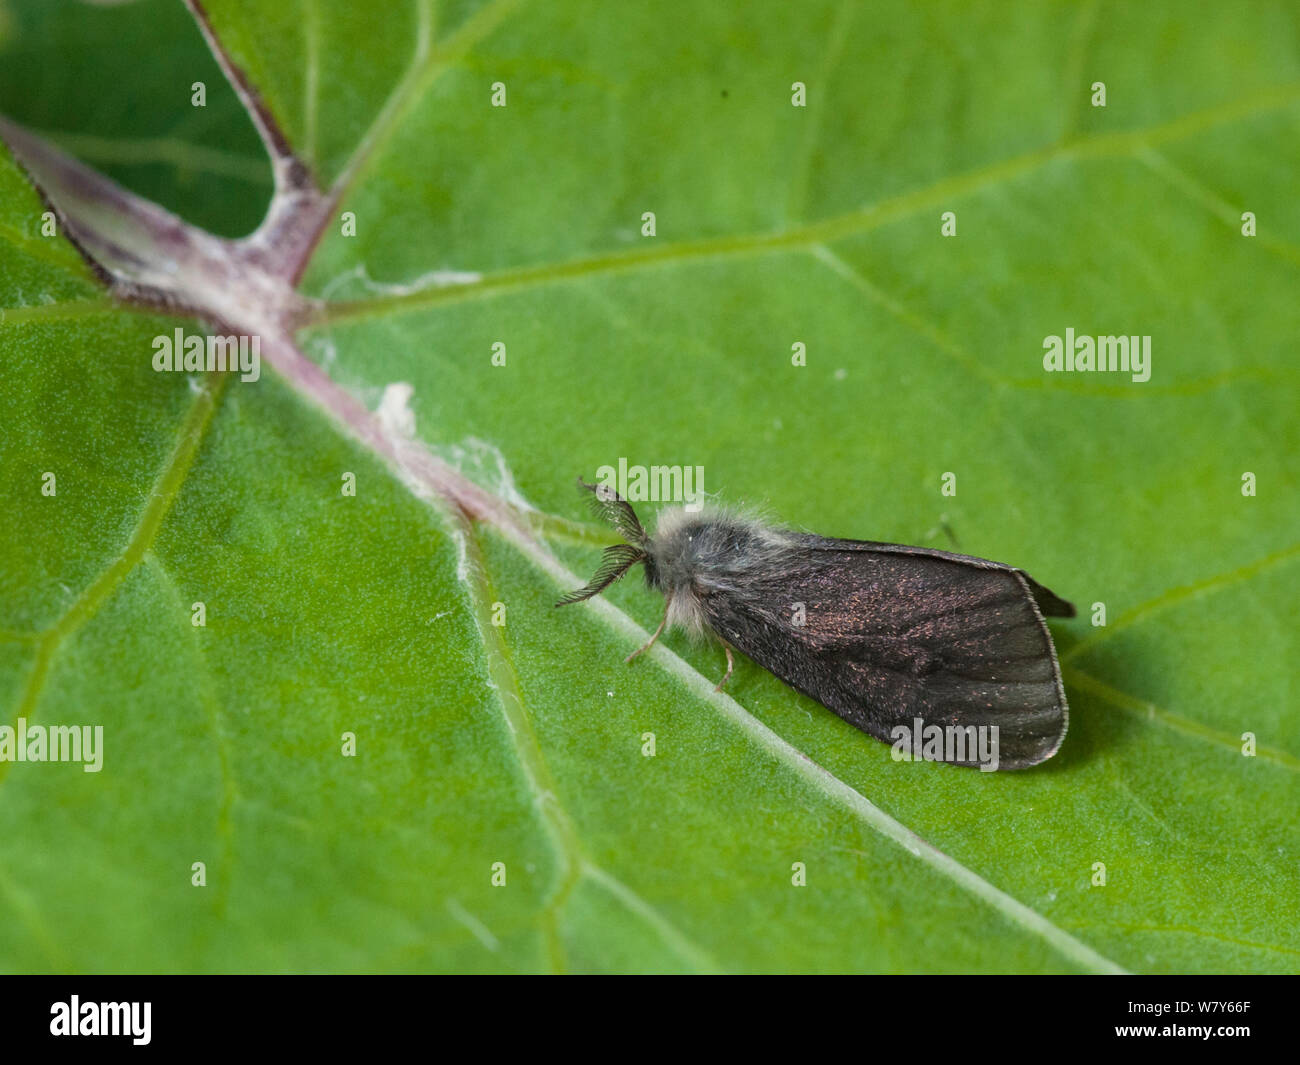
top-left (925, 514), bottom-right (960, 551)
top-left (938, 517), bottom-right (960, 551)
top-left (713, 642), bottom-right (734, 692)
top-left (626, 598), bottom-right (670, 665)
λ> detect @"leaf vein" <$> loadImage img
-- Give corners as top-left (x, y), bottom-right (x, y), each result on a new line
top-left (314, 80), bottom-right (1300, 326)
top-left (0, 373), bottom-right (228, 787)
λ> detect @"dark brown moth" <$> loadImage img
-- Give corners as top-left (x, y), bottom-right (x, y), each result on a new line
top-left (557, 481), bottom-right (1074, 771)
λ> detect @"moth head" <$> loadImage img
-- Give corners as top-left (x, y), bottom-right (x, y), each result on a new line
top-left (554, 480), bottom-right (652, 606)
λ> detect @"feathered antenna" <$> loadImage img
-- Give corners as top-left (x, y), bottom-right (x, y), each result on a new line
top-left (555, 481), bottom-right (651, 606)
top-left (555, 544), bottom-right (647, 606)
top-left (577, 478), bottom-right (649, 548)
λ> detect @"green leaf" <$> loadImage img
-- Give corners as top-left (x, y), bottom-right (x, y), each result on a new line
top-left (1, 0), bottom-right (1297, 973)
top-left (0, 0), bottom-right (267, 236)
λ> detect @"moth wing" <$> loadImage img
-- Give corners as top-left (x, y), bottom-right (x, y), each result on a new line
top-left (805, 536), bottom-right (1076, 618)
top-left (698, 535), bottom-right (1070, 770)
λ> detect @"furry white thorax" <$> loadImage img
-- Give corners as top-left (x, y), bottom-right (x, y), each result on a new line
top-left (648, 506), bottom-right (794, 638)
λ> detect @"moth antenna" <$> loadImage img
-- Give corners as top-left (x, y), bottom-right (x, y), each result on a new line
top-left (576, 478), bottom-right (650, 548)
top-left (555, 544), bottom-right (647, 606)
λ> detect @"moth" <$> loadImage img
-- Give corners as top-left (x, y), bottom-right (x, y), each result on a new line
top-left (556, 481), bottom-right (1074, 770)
